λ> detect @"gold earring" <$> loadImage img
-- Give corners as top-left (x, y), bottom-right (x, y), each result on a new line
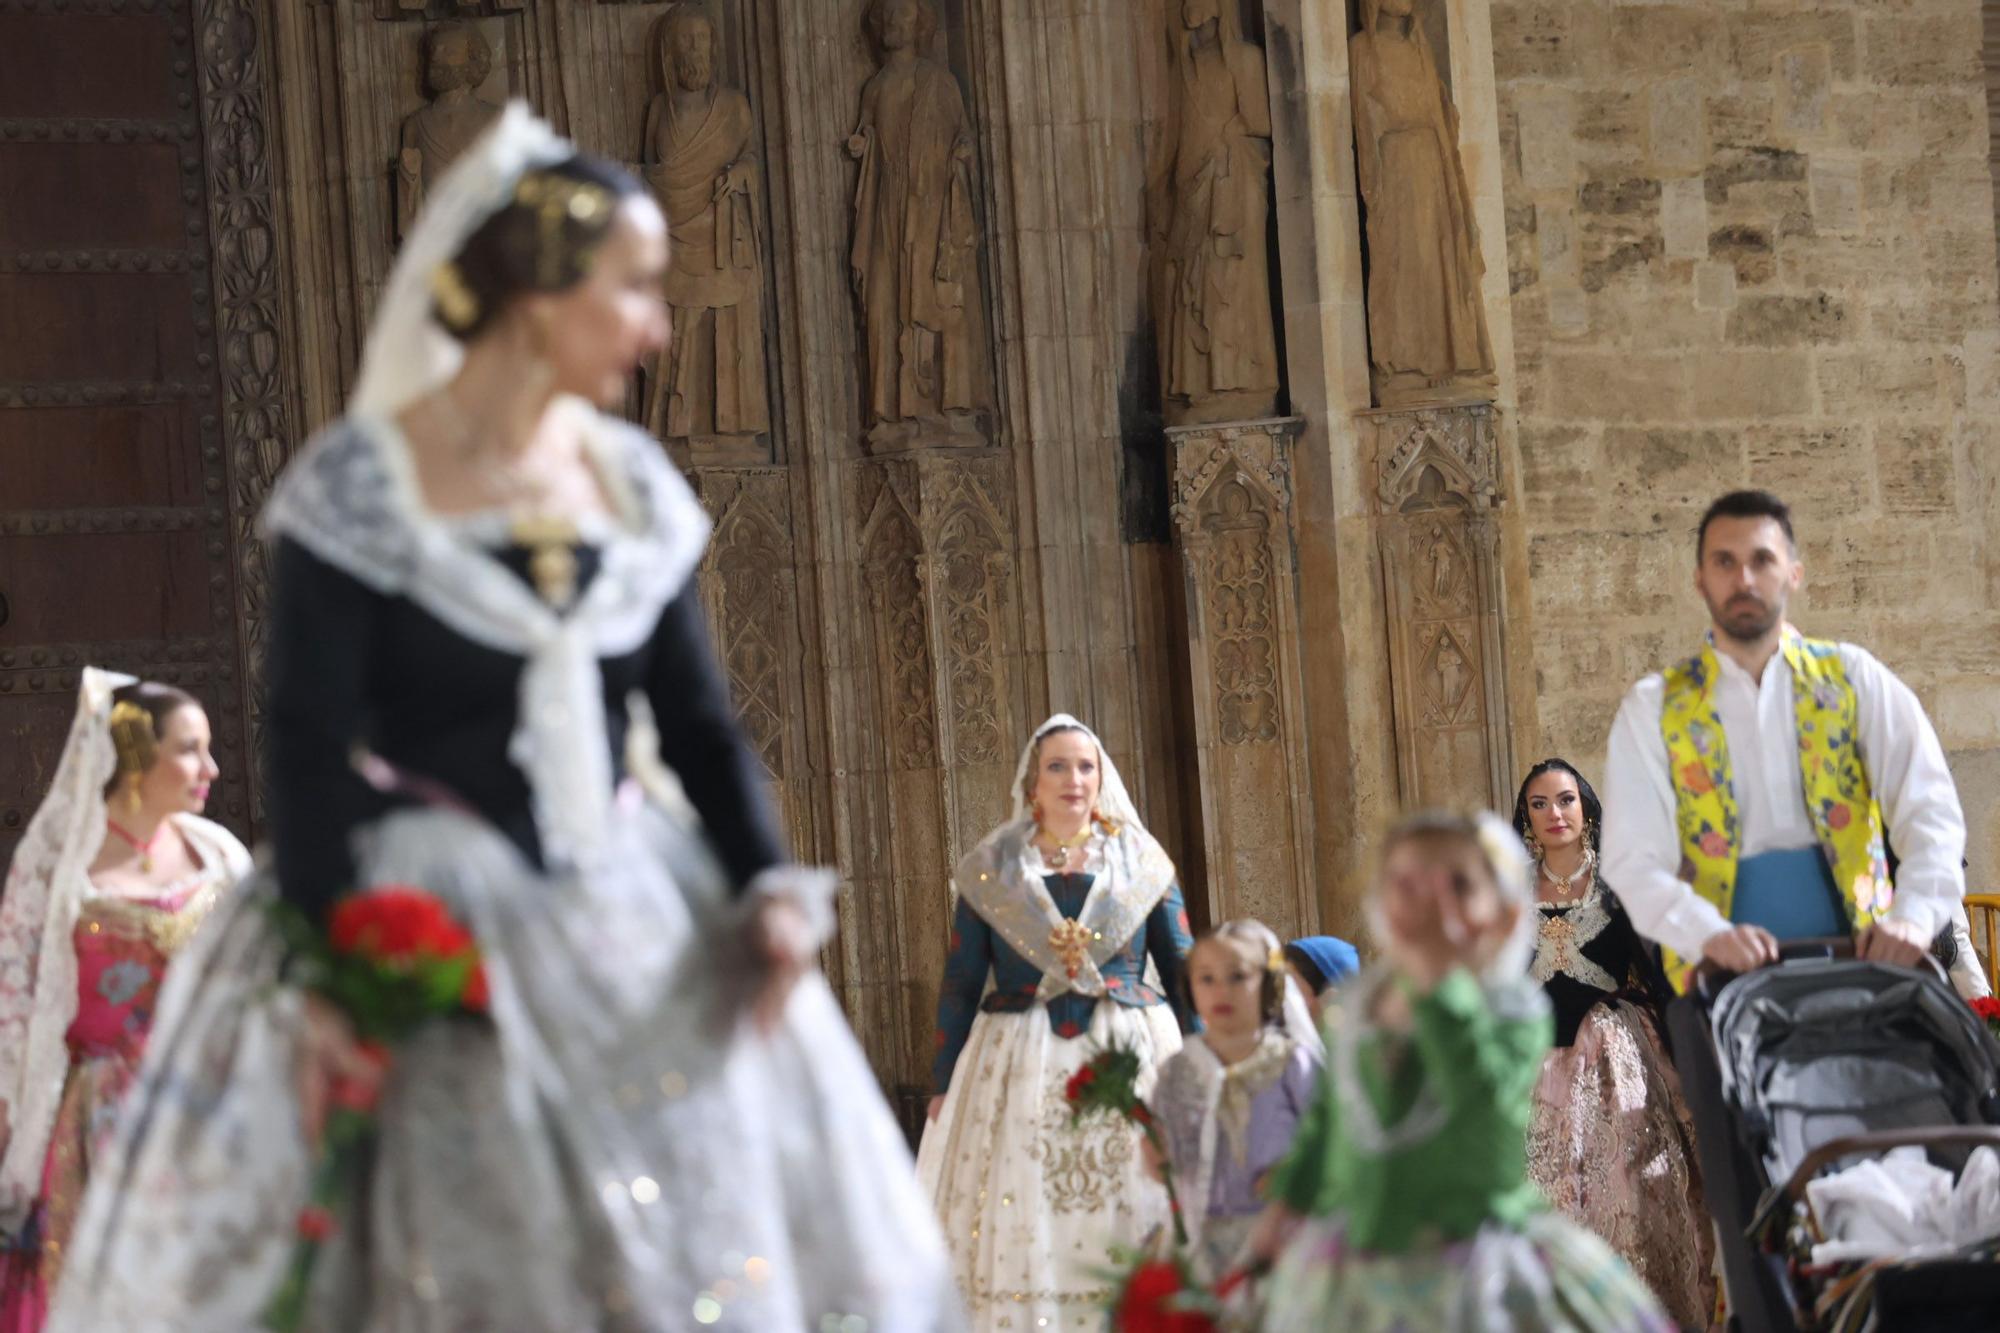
top-left (431, 261), bottom-right (479, 332)
top-left (124, 771), bottom-right (144, 816)
top-left (1527, 831), bottom-right (1544, 860)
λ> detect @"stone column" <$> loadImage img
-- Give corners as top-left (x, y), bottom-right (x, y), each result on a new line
top-left (1168, 416), bottom-right (1317, 941)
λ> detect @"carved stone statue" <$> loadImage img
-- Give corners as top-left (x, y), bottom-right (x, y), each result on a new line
top-left (641, 4), bottom-right (770, 457)
top-left (847, 0), bottom-right (990, 448)
top-left (1150, 0), bottom-right (1280, 427)
top-left (397, 23), bottom-right (504, 239)
top-left (1350, 0), bottom-right (1495, 408)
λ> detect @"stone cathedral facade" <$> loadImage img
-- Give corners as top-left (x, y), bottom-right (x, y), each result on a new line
top-left (5, 0), bottom-right (2000, 1120)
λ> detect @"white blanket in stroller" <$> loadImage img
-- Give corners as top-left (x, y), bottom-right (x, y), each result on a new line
top-left (1806, 1146), bottom-right (2000, 1264)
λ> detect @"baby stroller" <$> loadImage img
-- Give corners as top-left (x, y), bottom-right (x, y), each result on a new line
top-left (1666, 938), bottom-right (2000, 1331)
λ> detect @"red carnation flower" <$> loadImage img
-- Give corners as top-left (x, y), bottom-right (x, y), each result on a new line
top-left (329, 886), bottom-right (474, 964)
top-left (1116, 1259), bottom-right (1216, 1333)
top-left (295, 1206), bottom-right (336, 1243)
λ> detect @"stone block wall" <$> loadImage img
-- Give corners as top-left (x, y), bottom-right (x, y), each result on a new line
top-left (1491, 0), bottom-right (2000, 881)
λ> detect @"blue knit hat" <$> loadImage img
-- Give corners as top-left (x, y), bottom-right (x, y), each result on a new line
top-left (1285, 935), bottom-right (1361, 992)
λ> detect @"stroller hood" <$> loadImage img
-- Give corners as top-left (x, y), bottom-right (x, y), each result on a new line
top-left (1711, 960), bottom-right (2000, 1187)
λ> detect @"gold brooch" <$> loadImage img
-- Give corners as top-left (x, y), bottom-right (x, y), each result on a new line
top-left (1048, 918), bottom-right (1093, 980)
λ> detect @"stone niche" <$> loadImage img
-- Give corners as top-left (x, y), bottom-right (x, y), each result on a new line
top-left (1366, 402), bottom-right (1514, 812)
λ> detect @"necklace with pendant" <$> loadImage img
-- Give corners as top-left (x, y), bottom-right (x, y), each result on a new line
top-left (509, 511), bottom-right (583, 609)
top-left (1038, 824), bottom-right (1092, 872)
top-left (1539, 846), bottom-right (1596, 901)
top-left (106, 818), bottom-right (167, 874)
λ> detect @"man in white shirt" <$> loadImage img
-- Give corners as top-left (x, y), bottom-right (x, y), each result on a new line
top-left (1602, 490), bottom-right (1966, 984)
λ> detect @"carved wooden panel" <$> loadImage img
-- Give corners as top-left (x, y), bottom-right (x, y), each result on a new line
top-left (195, 0), bottom-right (298, 817)
top-left (1369, 402), bottom-right (1513, 812)
top-left (0, 0), bottom-right (271, 859)
top-left (1169, 418), bottom-right (1316, 942)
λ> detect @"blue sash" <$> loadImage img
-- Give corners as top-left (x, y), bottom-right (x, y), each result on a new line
top-left (1731, 847), bottom-right (1849, 939)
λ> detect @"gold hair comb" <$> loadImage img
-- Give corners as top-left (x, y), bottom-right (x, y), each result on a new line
top-left (513, 173), bottom-right (614, 287)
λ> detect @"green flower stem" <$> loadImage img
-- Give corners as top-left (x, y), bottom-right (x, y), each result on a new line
top-left (261, 1106), bottom-right (375, 1332)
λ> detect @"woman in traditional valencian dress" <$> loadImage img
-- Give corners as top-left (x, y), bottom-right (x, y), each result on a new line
top-left (1515, 759), bottom-right (1716, 1328)
top-left (918, 714), bottom-right (1194, 1331)
top-left (0, 672), bottom-right (251, 1330)
top-left (46, 105), bottom-right (957, 1332)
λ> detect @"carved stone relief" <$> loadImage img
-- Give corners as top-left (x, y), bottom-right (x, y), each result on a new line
top-left (1368, 402), bottom-right (1512, 810)
top-left (396, 22), bottom-right (505, 239)
top-left (1151, 0), bottom-right (1280, 427)
top-left (691, 469), bottom-right (796, 781)
top-left (642, 4), bottom-right (772, 464)
top-left (1350, 0), bottom-right (1494, 409)
top-left (847, 0), bottom-right (991, 452)
top-left (861, 478), bottom-right (940, 769)
top-left (1170, 418), bottom-right (1315, 942)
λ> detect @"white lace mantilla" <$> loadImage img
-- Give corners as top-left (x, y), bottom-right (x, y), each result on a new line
top-left (261, 408), bottom-right (710, 871)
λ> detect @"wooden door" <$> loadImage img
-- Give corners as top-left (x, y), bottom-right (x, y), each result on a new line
top-left (0, 1), bottom-right (253, 863)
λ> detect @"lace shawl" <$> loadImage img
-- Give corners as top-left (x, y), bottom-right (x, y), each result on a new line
top-left (260, 409), bottom-right (709, 873)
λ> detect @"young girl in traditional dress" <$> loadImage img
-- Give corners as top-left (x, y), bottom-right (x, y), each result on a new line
top-left (1151, 919), bottom-right (1322, 1283)
top-left (1253, 810), bottom-right (1672, 1333)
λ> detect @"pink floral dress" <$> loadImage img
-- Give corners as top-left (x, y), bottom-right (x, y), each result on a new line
top-left (0, 868), bottom-right (227, 1330)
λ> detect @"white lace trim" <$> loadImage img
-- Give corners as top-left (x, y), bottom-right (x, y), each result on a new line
top-left (1530, 886), bottom-right (1620, 992)
top-left (262, 409), bottom-right (710, 871)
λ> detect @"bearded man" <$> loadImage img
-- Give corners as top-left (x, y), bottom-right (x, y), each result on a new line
top-left (1602, 490), bottom-right (1969, 987)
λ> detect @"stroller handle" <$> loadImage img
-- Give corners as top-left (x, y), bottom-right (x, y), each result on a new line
top-left (1775, 935), bottom-right (1856, 963)
top-left (1692, 934), bottom-right (1946, 1002)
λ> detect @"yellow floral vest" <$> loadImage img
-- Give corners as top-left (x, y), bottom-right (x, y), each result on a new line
top-left (1658, 630), bottom-right (1892, 991)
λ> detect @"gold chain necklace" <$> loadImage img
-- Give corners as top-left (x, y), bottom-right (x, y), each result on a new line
top-left (1037, 823), bottom-right (1092, 872)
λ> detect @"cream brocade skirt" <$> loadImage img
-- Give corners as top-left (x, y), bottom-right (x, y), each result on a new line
top-left (1527, 998), bottom-right (1718, 1331)
top-left (917, 999), bottom-right (1183, 1333)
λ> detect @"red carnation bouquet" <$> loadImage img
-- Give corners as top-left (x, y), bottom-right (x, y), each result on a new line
top-left (263, 885), bottom-right (488, 1331)
top-left (1067, 1043), bottom-right (1233, 1331)
top-left (1972, 995), bottom-right (2000, 1044)
top-left (1066, 1043), bottom-right (1187, 1245)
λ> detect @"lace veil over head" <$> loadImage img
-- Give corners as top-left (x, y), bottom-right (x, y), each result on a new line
top-left (1007, 712), bottom-right (1146, 830)
top-left (0, 668), bottom-right (131, 1232)
top-left (350, 100), bottom-right (571, 421)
